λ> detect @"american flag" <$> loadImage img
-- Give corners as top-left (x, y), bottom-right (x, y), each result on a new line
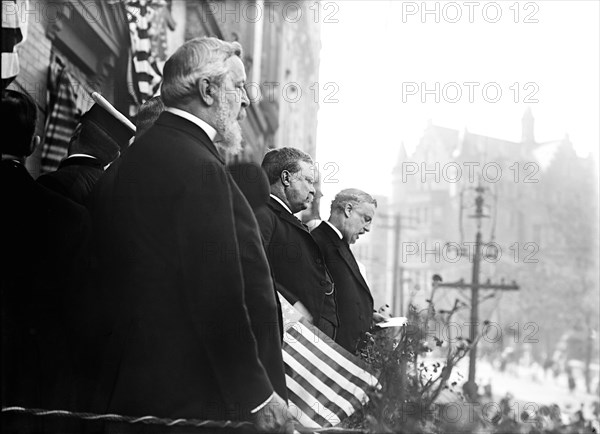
top-left (279, 295), bottom-right (380, 429)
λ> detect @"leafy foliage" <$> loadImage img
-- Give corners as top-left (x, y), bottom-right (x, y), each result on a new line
top-left (341, 298), bottom-right (599, 433)
top-left (342, 299), bottom-right (473, 433)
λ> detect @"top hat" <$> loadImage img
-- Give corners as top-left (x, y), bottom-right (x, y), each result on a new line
top-left (80, 103), bottom-right (135, 150)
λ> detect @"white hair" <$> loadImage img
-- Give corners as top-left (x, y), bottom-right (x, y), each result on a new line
top-left (161, 37), bottom-right (243, 106)
top-left (331, 189), bottom-right (377, 214)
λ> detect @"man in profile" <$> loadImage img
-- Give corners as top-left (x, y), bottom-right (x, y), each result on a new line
top-left (311, 189), bottom-right (378, 353)
top-left (88, 37), bottom-right (293, 432)
top-left (256, 147), bottom-right (338, 339)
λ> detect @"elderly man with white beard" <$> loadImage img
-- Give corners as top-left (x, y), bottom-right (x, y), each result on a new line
top-left (86, 37), bottom-right (294, 433)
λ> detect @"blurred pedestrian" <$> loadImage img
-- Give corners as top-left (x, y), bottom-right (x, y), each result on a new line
top-left (543, 355), bottom-right (554, 379)
top-left (568, 373), bottom-right (576, 393)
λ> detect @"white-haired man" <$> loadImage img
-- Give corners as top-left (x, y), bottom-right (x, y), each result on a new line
top-left (88, 37), bottom-right (293, 432)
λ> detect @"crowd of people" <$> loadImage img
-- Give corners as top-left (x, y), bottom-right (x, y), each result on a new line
top-left (1, 36), bottom-right (382, 432)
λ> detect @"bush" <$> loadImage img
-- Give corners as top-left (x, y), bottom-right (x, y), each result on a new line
top-left (342, 299), bottom-right (598, 434)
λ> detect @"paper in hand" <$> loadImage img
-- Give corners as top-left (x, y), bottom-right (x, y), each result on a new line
top-left (375, 317), bottom-right (408, 328)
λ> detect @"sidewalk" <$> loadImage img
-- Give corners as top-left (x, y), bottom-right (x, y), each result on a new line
top-left (476, 360), bottom-right (599, 421)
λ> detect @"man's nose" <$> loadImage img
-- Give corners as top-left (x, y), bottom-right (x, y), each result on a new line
top-left (241, 87), bottom-right (250, 108)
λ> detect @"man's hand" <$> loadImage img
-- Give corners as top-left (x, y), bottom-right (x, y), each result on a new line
top-left (293, 301), bottom-right (313, 324)
top-left (373, 312), bottom-right (386, 323)
top-left (253, 392), bottom-right (296, 433)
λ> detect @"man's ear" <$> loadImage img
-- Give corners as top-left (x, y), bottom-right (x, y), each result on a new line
top-left (344, 203), bottom-right (353, 218)
top-left (28, 135), bottom-right (40, 157)
top-left (198, 78), bottom-right (215, 106)
top-left (281, 170), bottom-right (292, 187)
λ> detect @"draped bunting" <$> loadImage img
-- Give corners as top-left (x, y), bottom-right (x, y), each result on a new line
top-left (40, 61), bottom-right (79, 173)
top-left (124, 0), bottom-right (169, 114)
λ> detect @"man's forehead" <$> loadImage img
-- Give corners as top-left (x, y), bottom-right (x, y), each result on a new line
top-left (357, 202), bottom-right (376, 216)
top-left (225, 56), bottom-right (246, 81)
top-left (298, 160), bottom-right (314, 174)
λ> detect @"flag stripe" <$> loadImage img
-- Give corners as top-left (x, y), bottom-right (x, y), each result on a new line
top-left (283, 350), bottom-right (349, 417)
top-left (1, 52), bottom-right (19, 78)
top-left (2, 27), bottom-right (22, 50)
top-left (286, 377), bottom-right (335, 428)
top-left (288, 325), bottom-right (378, 391)
top-left (1, 0), bottom-right (23, 87)
top-left (284, 340), bottom-right (362, 415)
top-left (2, 1), bottom-right (21, 28)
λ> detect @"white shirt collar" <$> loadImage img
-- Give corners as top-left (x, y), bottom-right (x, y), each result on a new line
top-left (165, 107), bottom-right (217, 142)
top-left (324, 220), bottom-right (343, 240)
top-left (64, 154), bottom-right (111, 169)
top-left (270, 194), bottom-right (293, 215)
top-left (2, 154), bottom-right (23, 163)
top-left (67, 154), bottom-right (97, 160)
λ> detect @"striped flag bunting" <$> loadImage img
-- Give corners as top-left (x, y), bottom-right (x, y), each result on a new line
top-left (279, 295), bottom-right (380, 429)
top-left (124, 0), bottom-right (165, 114)
top-left (40, 61), bottom-right (79, 173)
top-left (1, 0), bottom-right (26, 90)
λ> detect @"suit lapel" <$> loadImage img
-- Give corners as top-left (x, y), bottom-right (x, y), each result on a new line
top-left (338, 244), bottom-right (370, 295)
top-left (319, 223), bottom-right (371, 296)
top-left (268, 198), bottom-right (309, 233)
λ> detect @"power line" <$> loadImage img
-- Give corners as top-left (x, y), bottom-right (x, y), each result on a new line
top-left (434, 182), bottom-right (519, 400)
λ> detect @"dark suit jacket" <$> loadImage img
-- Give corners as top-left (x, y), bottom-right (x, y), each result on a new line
top-left (255, 198), bottom-right (338, 327)
top-left (1, 160), bottom-right (91, 412)
top-left (37, 156), bottom-right (105, 206)
top-left (86, 112), bottom-right (281, 420)
top-left (311, 222), bottom-right (374, 353)
top-left (230, 187), bottom-right (287, 401)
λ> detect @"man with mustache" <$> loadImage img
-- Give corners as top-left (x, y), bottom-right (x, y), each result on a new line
top-left (256, 147), bottom-right (339, 339)
top-left (311, 189), bottom-right (378, 353)
top-left (88, 37), bottom-right (293, 433)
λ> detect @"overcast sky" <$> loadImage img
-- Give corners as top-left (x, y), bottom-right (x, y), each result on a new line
top-left (315, 0), bottom-right (599, 214)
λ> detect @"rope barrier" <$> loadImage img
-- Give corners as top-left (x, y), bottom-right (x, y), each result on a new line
top-left (1, 406), bottom-right (366, 433)
top-left (2, 406), bottom-right (253, 430)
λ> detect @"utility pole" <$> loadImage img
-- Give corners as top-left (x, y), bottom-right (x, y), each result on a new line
top-left (469, 187), bottom-right (484, 394)
top-left (435, 183), bottom-right (519, 399)
top-left (389, 213), bottom-right (418, 316)
top-left (392, 214), bottom-right (402, 315)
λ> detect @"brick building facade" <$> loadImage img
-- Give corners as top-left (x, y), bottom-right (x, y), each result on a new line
top-left (8, 1), bottom-right (322, 220)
